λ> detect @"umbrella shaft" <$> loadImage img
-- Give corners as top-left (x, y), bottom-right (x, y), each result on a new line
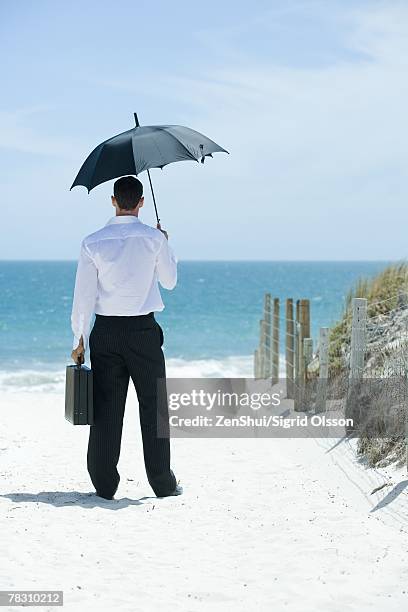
top-left (147, 169), bottom-right (160, 224)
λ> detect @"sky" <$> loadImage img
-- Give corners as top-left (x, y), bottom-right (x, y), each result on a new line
top-left (0, 0), bottom-right (407, 260)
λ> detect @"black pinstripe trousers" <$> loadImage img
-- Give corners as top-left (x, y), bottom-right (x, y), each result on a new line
top-left (87, 312), bottom-right (177, 498)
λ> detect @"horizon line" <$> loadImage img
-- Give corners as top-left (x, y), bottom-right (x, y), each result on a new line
top-left (0, 258), bottom-right (399, 264)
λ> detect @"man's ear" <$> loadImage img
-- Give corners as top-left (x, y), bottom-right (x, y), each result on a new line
top-left (111, 195), bottom-right (116, 208)
top-left (138, 196), bottom-right (144, 209)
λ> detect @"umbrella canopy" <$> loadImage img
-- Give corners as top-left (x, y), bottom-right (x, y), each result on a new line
top-left (71, 113), bottom-right (228, 222)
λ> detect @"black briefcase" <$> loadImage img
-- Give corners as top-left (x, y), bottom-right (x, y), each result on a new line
top-left (65, 364), bottom-right (94, 425)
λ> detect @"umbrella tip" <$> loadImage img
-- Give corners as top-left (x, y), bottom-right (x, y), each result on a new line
top-left (134, 112), bottom-right (140, 127)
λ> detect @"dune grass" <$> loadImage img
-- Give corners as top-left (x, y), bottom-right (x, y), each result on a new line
top-left (328, 262), bottom-right (408, 377)
top-left (327, 262), bottom-right (408, 467)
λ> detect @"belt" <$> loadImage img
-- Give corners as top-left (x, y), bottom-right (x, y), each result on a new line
top-left (95, 312), bottom-right (154, 321)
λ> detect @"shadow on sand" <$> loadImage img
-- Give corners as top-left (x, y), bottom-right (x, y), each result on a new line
top-left (370, 479), bottom-right (408, 513)
top-left (0, 491), bottom-right (156, 510)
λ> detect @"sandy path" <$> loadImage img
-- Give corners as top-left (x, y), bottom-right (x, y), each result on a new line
top-left (1, 389), bottom-right (408, 611)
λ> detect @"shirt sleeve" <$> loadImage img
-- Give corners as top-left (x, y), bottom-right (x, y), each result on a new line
top-left (156, 234), bottom-right (177, 290)
top-left (71, 241), bottom-right (98, 351)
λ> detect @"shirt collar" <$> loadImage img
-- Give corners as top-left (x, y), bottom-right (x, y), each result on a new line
top-left (105, 215), bottom-right (141, 226)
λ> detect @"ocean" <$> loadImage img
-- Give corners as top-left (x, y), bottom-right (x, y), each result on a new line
top-left (0, 260), bottom-right (390, 392)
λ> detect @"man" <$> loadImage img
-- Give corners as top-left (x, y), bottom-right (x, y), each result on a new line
top-left (70, 175), bottom-right (181, 500)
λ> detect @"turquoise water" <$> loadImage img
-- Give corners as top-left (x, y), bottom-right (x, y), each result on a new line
top-left (0, 260), bottom-right (389, 381)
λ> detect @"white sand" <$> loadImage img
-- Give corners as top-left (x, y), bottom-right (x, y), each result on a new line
top-left (1, 387), bottom-right (408, 612)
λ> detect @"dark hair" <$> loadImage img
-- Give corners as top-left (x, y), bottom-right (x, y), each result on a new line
top-left (113, 176), bottom-right (143, 210)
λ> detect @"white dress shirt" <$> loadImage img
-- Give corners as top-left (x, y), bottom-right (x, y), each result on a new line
top-left (71, 215), bottom-right (177, 350)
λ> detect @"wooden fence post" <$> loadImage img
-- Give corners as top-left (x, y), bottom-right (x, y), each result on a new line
top-left (286, 298), bottom-right (294, 399)
top-left (302, 338), bottom-right (313, 411)
top-left (406, 371), bottom-right (408, 473)
top-left (264, 293), bottom-right (272, 379)
top-left (294, 321), bottom-right (301, 411)
top-left (347, 298), bottom-right (367, 426)
top-left (316, 327), bottom-right (329, 413)
top-left (295, 300), bottom-right (300, 375)
top-left (303, 338), bottom-right (313, 374)
top-left (299, 299), bottom-right (311, 371)
top-left (349, 298), bottom-right (367, 380)
top-left (272, 298), bottom-right (280, 384)
top-left (259, 319), bottom-right (266, 379)
top-left (406, 307), bottom-right (408, 471)
top-left (295, 300), bottom-right (310, 411)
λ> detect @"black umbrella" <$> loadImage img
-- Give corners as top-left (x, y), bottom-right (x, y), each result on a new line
top-left (70, 113), bottom-right (228, 223)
